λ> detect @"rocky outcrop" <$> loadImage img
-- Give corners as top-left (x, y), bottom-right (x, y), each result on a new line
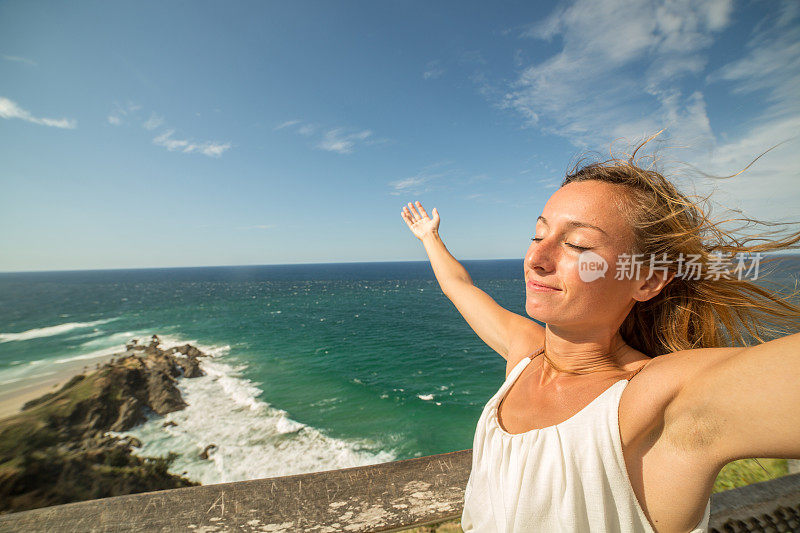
top-left (0, 336), bottom-right (211, 515)
top-left (199, 444), bottom-right (217, 460)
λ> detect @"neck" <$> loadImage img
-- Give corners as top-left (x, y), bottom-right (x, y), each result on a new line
top-left (538, 326), bottom-right (630, 379)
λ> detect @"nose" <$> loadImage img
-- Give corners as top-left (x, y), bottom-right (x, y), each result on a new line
top-left (525, 237), bottom-right (557, 273)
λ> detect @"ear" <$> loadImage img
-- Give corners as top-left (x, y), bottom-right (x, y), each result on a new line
top-left (633, 269), bottom-right (675, 302)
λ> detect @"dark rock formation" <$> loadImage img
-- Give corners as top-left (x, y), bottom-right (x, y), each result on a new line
top-left (199, 444), bottom-right (217, 460)
top-left (0, 337), bottom-right (212, 515)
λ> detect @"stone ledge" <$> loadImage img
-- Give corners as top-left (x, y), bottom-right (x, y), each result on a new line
top-left (1, 451), bottom-right (799, 532)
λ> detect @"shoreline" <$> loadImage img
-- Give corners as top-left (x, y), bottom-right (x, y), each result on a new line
top-left (0, 337), bottom-right (204, 513)
top-left (0, 351), bottom-right (124, 420)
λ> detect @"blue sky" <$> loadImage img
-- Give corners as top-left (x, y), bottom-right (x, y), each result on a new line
top-left (1, 0), bottom-right (798, 271)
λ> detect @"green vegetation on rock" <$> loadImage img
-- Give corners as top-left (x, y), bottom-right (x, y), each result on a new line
top-left (0, 336), bottom-right (208, 514)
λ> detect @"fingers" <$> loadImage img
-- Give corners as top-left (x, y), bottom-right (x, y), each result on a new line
top-left (407, 201), bottom-right (428, 220)
top-left (400, 208), bottom-right (414, 228)
top-left (406, 202), bottom-right (420, 220)
top-left (402, 203), bottom-right (416, 223)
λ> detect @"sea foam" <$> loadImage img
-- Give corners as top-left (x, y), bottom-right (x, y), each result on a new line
top-left (0, 318), bottom-right (120, 343)
top-left (108, 337), bottom-right (396, 485)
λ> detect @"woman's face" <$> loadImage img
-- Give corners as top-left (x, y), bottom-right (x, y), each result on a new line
top-left (524, 180), bottom-right (645, 329)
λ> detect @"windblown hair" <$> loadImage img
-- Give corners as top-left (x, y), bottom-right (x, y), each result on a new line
top-left (562, 133), bottom-right (800, 356)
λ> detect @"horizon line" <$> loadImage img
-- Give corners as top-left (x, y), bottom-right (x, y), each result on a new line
top-left (1, 250), bottom-right (799, 275)
top-left (0, 257), bottom-right (527, 275)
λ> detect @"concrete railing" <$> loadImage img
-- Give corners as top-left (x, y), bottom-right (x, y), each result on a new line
top-left (1, 449), bottom-right (798, 532)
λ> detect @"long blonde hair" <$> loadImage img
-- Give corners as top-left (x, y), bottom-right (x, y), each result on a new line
top-left (562, 135), bottom-right (800, 356)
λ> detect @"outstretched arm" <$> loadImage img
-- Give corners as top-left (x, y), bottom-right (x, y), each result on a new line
top-left (664, 332), bottom-right (800, 465)
top-left (401, 201), bottom-right (543, 360)
top-left (401, 201), bottom-right (472, 290)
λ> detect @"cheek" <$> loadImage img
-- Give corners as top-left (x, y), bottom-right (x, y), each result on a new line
top-left (556, 257), bottom-right (596, 294)
top-left (572, 251), bottom-right (616, 287)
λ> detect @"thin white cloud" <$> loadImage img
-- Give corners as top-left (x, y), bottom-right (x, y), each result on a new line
top-left (153, 130), bottom-right (189, 151)
top-left (107, 105), bottom-right (230, 157)
top-left (503, 0), bottom-right (732, 145)
top-left (0, 96), bottom-right (76, 129)
top-left (317, 128), bottom-right (373, 154)
top-left (389, 167), bottom-right (454, 196)
top-left (153, 129), bottom-right (231, 158)
top-left (2, 54), bottom-right (37, 66)
top-left (673, 123), bottom-right (800, 228)
top-left (297, 124), bottom-right (317, 136)
top-left (423, 60), bottom-right (445, 80)
top-left (709, 3), bottom-right (799, 121)
top-left (274, 119), bottom-right (301, 131)
top-left (688, 3), bottom-right (800, 222)
top-left (391, 175), bottom-right (430, 192)
top-left (489, 0), bottom-right (798, 220)
top-left (199, 142), bottom-right (231, 157)
top-left (107, 101), bottom-right (142, 126)
top-left (276, 119), bottom-right (382, 154)
top-left (274, 119), bottom-right (317, 136)
top-left (142, 112), bottom-right (165, 130)
top-left (535, 177), bottom-right (561, 189)
top-left (237, 224), bottom-right (276, 230)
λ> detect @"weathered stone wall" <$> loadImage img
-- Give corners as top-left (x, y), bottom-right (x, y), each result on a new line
top-left (1, 451), bottom-right (798, 532)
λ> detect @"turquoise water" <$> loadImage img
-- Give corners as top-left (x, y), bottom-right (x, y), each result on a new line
top-left (0, 257), bottom-right (797, 484)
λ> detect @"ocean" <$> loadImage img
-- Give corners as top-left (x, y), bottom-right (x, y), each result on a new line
top-left (1, 257), bottom-right (798, 485)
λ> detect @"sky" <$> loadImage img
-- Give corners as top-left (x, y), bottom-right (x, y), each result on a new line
top-left (1, 0), bottom-right (799, 272)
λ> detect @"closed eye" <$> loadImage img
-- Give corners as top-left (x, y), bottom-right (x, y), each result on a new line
top-left (530, 237), bottom-right (591, 251)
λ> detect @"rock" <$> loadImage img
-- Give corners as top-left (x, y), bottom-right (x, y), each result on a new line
top-left (199, 444), bottom-right (217, 460)
top-left (162, 421), bottom-right (177, 428)
top-left (175, 344), bottom-right (206, 358)
top-left (0, 336), bottom-right (210, 514)
top-left (146, 372), bottom-right (187, 415)
top-left (176, 355), bottom-right (205, 378)
top-left (110, 397), bottom-right (146, 432)
top-left (144, 352), bottom-right (182, 379)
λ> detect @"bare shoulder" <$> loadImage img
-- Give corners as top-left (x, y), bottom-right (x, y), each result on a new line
top-left (503, 318), bottom-right (545, 377)
top-left (646, 346), bottom-right (745, 383)
top-left (626, 345), bottom-right (746, 395)
top-left (619, 345), bottom-right (745, 448)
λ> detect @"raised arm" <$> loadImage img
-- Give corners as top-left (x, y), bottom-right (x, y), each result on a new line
top-left (401, 201), bottom-right (543, 361)
top-left (662, 332), bottom-right (800, 467)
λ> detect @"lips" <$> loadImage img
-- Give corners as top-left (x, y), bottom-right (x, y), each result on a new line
top-left (526, 279), bottom-right (561, 291)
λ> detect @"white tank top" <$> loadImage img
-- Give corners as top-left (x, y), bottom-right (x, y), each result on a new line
top-left (461, 354), bottom-right (711, 532)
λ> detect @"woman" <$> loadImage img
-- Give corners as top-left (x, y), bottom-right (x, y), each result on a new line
top-left (400, 143), bottom-right (800, 533)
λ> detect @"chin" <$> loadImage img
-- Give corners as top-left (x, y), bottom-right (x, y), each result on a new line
top-left (525, 301), bottom-right (550, 322)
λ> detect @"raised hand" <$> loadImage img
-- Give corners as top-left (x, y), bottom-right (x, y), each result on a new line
top-left (401, 201), bottom-right (440, 241)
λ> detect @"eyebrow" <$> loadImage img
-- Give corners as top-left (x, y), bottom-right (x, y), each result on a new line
top-left (537, 216), bottom-right (609, 236)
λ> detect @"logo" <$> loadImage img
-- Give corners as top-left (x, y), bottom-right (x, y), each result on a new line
top-left (578, 250), bottom-right (608, 282)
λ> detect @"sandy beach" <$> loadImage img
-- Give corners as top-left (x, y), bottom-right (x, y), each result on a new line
top-left (0, 351), bottom-right (124, 420)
